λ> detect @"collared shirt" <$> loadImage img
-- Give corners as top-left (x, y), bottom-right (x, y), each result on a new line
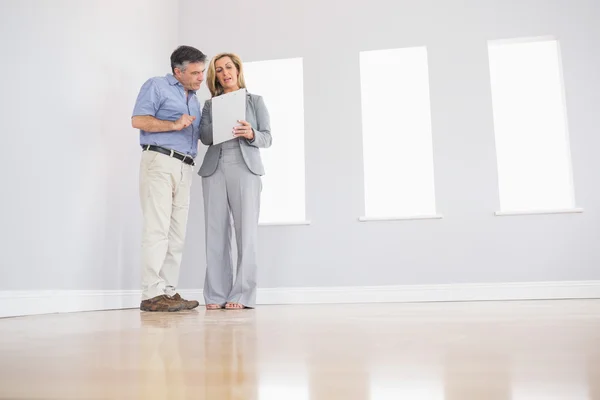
top-left (132, 74), bottom-right (201, 158)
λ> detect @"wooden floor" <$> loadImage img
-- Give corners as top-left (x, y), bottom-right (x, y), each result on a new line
top-left (1, 299), bottom-right (600, 400)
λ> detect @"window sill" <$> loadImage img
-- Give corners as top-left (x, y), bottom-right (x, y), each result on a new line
top-left (358, 214), bottom-right (443, 222)
top-left (494, 208), bottom-right (584, 216)
top-left (259, 220), bottom-right (312, 227)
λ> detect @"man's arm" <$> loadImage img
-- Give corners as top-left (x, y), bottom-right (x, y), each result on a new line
top-left (131, 79), bottom-right (196, 133)
top-left (131, 114), bottom-right (195, 132)
top-left (131, 116), bottom-right (175, 132)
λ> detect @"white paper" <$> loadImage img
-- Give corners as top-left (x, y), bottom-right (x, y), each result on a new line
top-left (211, 88), bottom-right (247, 145)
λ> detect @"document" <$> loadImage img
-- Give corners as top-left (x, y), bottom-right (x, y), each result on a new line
top-left (212, 88), bottom-right (247, 145)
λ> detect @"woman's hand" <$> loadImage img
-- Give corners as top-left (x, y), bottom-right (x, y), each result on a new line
top-left (233, 120), bottom-right (254, 140)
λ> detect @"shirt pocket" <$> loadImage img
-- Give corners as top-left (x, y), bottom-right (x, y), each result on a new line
top-left (156, 97), bottom-right (187, 121)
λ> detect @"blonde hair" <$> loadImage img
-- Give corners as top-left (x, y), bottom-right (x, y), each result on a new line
top-left (206, 52), bottom-right (246, 97)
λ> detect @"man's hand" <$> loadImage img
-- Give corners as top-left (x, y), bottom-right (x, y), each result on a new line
top-left (173, 114), bottom-right (196, 131)
top-left (233, 120), bottom-right (254, 140)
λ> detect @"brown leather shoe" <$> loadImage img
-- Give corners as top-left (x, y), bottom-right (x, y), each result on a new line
top-left (140, 295), bottom-right (185, 312)
top-left (172, 293), bottom-right (200, 310)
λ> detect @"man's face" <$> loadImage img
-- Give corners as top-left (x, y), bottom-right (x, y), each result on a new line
top-left (175, 61), bottom-right (205, 92)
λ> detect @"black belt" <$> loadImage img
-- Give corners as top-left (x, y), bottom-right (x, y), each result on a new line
top-left (143, 145), bottom-right (195, 166)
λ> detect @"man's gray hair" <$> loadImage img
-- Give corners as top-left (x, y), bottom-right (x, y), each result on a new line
top-left (173, 60), bottom-right (191, 72)
top-left (170, 45), bottom-right (207, 74)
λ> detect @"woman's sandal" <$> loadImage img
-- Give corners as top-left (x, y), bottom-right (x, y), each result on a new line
top-left (206, 304), bottom-right (223, 310)
top-left (225, 302), bottom-right (248, 309)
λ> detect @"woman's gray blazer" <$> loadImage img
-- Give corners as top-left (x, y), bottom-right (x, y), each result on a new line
top-left (197, 92), bottom-right (272, 177)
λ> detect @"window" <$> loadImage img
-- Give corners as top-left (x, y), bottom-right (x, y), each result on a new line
top-left (487, 37), bottom-right (578, 214)
top-left (242, 57), bottom-right (307, 224)
top-left (358, 46), bottom-right (439, 221)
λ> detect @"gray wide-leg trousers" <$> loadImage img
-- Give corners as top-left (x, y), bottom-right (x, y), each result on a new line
top-left (202, 146), bottom-right (261, 308)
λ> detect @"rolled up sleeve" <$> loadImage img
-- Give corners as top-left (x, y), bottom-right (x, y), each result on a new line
top-left (132, 79), bottom-right (160, 117)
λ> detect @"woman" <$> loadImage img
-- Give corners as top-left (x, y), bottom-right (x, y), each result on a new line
top-left (198, 53), bottom-right (272, 309)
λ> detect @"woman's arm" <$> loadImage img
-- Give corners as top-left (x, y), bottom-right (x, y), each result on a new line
top-left (247, 96), bottom-right (272, 148)
top-left (199, 100), bottom-right (213, 145)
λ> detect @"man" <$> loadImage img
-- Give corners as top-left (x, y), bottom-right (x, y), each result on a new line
top-left (132, 45), bottom-right (206, 312)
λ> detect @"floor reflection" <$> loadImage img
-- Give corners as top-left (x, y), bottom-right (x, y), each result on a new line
top-left (138, 310), bottom-right (200, 399)
top-left (259, 363), bottom-right (309, 400)
top-left (202, 309), bottom-right (258, 400)
top-left (138, 309), bottom-right (259, 400)
top-left (0, 300), bottom-right (599, 400)
top-left (510, 355), bottom-right (590, 400)
top-left (369, 363), bottom-right (444, 400)
top-left (443, 352), bottom-right (511, 400)
top-left (369, 364), bottom-right (444, 400)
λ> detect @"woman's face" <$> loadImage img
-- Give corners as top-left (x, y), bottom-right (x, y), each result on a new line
top-left (215, 56), bottom-right (240, 92)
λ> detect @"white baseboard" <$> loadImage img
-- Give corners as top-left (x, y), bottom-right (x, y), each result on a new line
top-left (0, 290), bottom-right (141, 319)
top-left (2, 281), bottom-right (600, 318)
top-left (257, 281), bottom-right (600, 304)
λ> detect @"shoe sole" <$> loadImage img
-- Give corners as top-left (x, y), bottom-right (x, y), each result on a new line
top-left (140, 305), bottom-right (186, 312)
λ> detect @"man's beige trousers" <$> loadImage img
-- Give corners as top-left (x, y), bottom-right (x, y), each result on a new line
top-left (139, 150), bottom-right (193, 300)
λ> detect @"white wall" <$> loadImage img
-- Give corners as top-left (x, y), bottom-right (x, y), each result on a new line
top-left (178, 0), bottom-right (600, 289)
top-left (1, 0), bottom-right (598, 297)
top-left (0, 0), bottom-right (179, 290)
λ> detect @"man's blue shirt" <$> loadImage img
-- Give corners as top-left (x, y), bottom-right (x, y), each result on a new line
top-left (132, 74), bottom-right (201, 158)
